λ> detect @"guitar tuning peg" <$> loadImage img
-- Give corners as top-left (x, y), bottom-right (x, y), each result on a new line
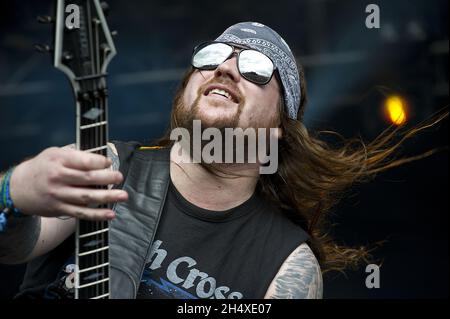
top-left (101, 2), bottom-right (110, 16)
top-left (34, 44), bottom-right (53, 53)
top-left (100, 43), bottom-right (111, 53)
top-left (82, 92), bottom-right (91, 101)
top-left (93, 90), bottom-right (101, 99)
top-left (101, 88), bottom-right (109, 97)
top-left (63, 52), bottom-right (74, 61)
top-left (37, 15), bottom-right (54, 24)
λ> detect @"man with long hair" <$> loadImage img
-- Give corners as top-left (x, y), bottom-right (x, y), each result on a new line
top-left (0, 22), bottom-right (446, 299)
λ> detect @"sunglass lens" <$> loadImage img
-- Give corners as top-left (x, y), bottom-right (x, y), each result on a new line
top-left (238, 50), bottom-right (274, 84)
top-left (192, 43), bottom-right (233, 70)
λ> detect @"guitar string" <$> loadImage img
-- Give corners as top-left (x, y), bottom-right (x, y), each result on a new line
top-left (95, 2), bottom-right (103, 299)
top-left (94, 7), bottom-right (107, 298)
top-left (88, 2), bottom-right (96, 299)
top-left (93, 4), bottom-right (100, 298)
top-left (89, 1), bottom-right (98, 298)
top-left (76, 1), bottom-right (109, 299)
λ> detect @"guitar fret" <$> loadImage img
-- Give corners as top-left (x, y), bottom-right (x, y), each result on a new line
top-left (77, 277), bottom-right (109, 289)
top-left (90, 293), bottom-right (110, 299)
top-left (79, 227), bottom-right (109, 238)
top-left (84, 145), bottom-right (108, 153)
top-left (79, 262), bottom-right (109, 273)
top-left (75, 73), bottom-right (108, 81)
top-left (78, 245), bottom-right (109, 257)
top-left (80, 121), bottom-right (107, 129)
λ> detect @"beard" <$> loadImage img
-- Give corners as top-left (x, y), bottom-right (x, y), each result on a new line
top-left (170, 74), bottom-right (279, 165)
top-left (180, 75), bottom-right (245, 130)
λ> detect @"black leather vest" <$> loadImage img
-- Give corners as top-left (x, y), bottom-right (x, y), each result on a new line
top-left (109, 142), bottom-right (170, 299)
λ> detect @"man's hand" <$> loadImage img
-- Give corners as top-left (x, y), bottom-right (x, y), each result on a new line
top-left (9, 146), bottom-right (128, 221)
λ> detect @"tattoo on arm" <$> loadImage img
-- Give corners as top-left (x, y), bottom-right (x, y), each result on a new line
top-left (265, 242), bottom-right (323, 299)
top-left (0, 215), bottom-right (41, 264)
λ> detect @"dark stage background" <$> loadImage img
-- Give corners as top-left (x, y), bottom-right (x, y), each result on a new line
top-left (0, 0), bottom-right (448, 298)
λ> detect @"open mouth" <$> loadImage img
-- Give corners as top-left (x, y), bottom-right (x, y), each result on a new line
top-left (204, 85), bottom-right (239, 103)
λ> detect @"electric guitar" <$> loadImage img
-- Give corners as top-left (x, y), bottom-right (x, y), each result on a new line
top-left (37, 0), bottom-right (117, 299)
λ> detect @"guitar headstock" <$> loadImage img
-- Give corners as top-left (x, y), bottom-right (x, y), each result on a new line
top-left (40, 0), bottom-right (117, 94)
top-left (36, 0), bottom-right (117, 153)
top-left (36, 2), bottom-right (117, 300)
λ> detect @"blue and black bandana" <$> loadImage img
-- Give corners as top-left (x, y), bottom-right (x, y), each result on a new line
top-left (215, 22), bottom-right (301, 120)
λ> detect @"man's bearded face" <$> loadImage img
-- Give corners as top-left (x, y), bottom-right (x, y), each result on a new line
top-left (177, 52), bottom-right (282, 132)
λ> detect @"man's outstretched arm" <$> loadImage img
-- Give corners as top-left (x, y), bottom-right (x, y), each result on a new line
top-left (0, 143), bottom-right (123, 264)
top-left (264, 242), bottom-right (323, 299)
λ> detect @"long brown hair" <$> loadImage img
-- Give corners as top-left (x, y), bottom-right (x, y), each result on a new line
top-left (154, 67), bottom-right (449, 274)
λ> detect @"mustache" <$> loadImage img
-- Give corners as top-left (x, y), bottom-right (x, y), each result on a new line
top-left (196, 75), bottom-right (244, 104)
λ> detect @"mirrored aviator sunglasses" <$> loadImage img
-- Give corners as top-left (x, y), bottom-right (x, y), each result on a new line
top-left (191, 42), bottom-right (275, 85)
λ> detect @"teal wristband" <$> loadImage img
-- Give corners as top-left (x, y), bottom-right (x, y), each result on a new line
top-left (0, 167), bottom-right (23, 232)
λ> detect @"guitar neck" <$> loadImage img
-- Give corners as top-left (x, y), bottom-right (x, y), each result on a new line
top-left (75, 90), bottom-right (110, 299)
top-left (49, 0), bottom-right (117, 299)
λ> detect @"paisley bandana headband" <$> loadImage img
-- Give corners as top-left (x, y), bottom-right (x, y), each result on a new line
top-left (215, 22), bottom-right (301, 120)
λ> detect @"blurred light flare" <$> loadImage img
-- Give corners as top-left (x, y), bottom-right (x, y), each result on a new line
top-left (384, 95), bottom-right (408, 126)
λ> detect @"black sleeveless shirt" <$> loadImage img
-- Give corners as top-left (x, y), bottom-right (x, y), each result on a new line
top-left (132, 160), bottom-right (310, 298)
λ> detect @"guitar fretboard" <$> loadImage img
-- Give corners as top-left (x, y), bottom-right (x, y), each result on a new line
top-left (75, 91), bottom-right (110, 299)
